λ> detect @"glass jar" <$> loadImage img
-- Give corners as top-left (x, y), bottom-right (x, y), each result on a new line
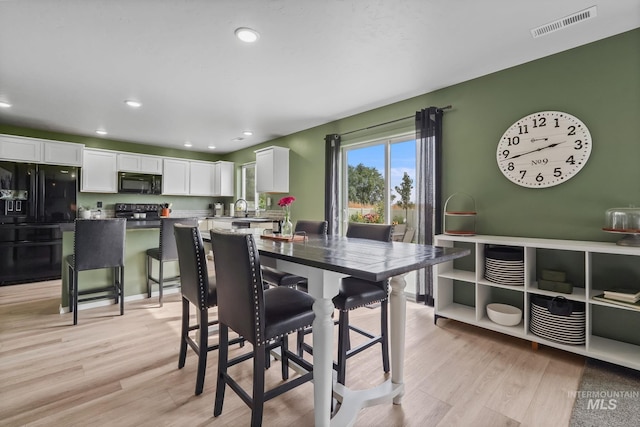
top-left (604, 206), bottom-right (640, 232)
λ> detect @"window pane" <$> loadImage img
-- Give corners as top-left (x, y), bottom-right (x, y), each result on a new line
top-left (390, 139), bottom-right (416, 227)
top-left (346, 144), bottom-right (386, 224)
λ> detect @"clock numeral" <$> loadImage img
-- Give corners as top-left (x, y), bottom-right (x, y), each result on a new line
top-left (507, 162), bottom-right (515, 171)
top-left (536, 173), bottom-right (544, 182)
top-left (502, 149), bottom-right (510, 159)
top-left (553, 168), bottom-right (562, 177)
top-left (566, 155), bottom-right (576, 165)
top-left (519, 170), bottom-right (526, 179)
top-left (567, 125), bottom-right (576, 136)
top-left (532, 118), bottom-right (546, 128)
top-left (574, 140), bottom-right (583, 149)
top-left (518, 125), bottom-right (528, 135)
top-left (507, 136), bottom-right (520, 146)
top-left (554, 118), bottom-right (560, 128)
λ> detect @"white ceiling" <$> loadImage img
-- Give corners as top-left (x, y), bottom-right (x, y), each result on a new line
top-left (0, 1), bottom-right (638, 154)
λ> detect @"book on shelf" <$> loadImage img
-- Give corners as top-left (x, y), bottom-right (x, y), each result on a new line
top-left (603, 288), bottom-right (640, 303)
top-left (593, 294), bottom-right (640, 311)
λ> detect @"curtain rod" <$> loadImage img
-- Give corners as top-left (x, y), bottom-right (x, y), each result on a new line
top-left (339, 105), bottom-right (452, 137)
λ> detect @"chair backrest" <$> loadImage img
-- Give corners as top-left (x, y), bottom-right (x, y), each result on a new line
top-left (159, 217), bottom-right (198, 261)
top-left (346, 222), bottom-right (394, 242)
top-left (295, 220), bottom-right (328, 235)
top-left (210, 230), bottom-right (264, 346)
top-left (173, 224), bottom-right (210, 310)
top-left (402, 227), bottom-right (415, 243)
top-left (74, 219), bottom-right (126, 271)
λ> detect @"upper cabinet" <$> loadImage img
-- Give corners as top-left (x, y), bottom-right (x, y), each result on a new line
top-left (81, 148), bottom-right (117, 193)
top-left (0, 134), bottom-right (83, 166)
top-left (162, 158), bottom-right (190, 195)
top-left (43, 140), bottom-right (83, 166)
top-left (213, 161), bottom-right (234, 197)
top-left (117, 153), bottom-right (163, 174)
top-left (189, 161), bottom-right (214, 196)
top-left (255, 146), bottom-right (289, 193)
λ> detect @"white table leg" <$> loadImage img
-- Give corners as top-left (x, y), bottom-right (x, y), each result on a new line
top-left (275, 260), bottom-right (342, 427)
top-left (389, 274), bottom-right (408, 404)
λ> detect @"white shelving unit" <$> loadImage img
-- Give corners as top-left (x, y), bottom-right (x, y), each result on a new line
top-left (434, 234), bottom-right (640, 371)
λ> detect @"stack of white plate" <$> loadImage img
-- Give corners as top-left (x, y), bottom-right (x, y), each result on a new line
top-left (530, 296), bottom-right (585, 345)
top-left (485, 247), bottom-right (524, 286)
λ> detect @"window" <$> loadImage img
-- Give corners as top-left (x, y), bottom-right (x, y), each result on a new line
top-left (342, 134), bottom-right (416, 235)
top-left (240, 162), bottom-right (266, 211)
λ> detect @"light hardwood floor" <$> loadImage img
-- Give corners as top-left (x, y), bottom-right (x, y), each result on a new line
top-left (0, 279), bottom-right (586, 426)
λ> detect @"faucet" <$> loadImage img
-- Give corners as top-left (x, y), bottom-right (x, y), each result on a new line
top-left (234, 198), bottom-right (247, 217)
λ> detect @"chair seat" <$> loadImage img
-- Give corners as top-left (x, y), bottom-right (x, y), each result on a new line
top-left (264, 286), bottom-right (315, 339)
top-left (146, 247), bottom-right (160, 260)
top-left (333, 277), bottom-right (387, 310)
top-left (261, 266), bottom-right (306, 288)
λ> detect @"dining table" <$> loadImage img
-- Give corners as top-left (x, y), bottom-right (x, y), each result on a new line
top-left (207, 230), bottom-right (470, 426)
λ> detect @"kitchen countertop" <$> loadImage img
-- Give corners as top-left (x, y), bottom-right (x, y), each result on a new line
top-left (59, 219), bottom-right (162, 232)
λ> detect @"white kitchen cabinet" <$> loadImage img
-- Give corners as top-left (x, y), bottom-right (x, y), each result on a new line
top-left (213, 161), bottom-right (234, 197)
top-left (0, 134), bottom-right (43, 163)
top-left (162, 158), bottom-right (190, 195)
top-left (117, 153), bottom-right (163, 174)
top-left (211, 220), bottom-right (233, 230)
top-left (434, 234), bottom-right (640, 371)
top-left (189, 161), bottom-right (214, 196)
top-left (43, 140), bottom-right (83, 166)
top-left (255, 146), bottom-right (289, 193)
top-left (80, 148), bottom-right (118, 193)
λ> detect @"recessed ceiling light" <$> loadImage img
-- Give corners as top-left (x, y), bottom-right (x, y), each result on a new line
top-left (0, 101), bottom-right (11, 108)
top-left (184, 142), bottom-right (192, 147)
top-left (208, 145), bottom-right (216, 150)
top-left (124, 100), bottom-right (142, 108)
top-left (95, 129), bottom-right (108, 135)
top-left (235, 27), bottom-right (260, 43)
top-left (243, 130), bottom-right (253, 136)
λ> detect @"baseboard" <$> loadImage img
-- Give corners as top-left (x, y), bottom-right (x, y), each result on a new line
top-left (60, 288), bottom-right (181, 313)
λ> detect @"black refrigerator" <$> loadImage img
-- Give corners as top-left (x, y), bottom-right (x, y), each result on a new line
top-left (0, 161), bottom-right (77, 285)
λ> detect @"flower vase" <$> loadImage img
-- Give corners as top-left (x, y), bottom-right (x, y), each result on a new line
top-left (281, 208), bottom-right (293, 237)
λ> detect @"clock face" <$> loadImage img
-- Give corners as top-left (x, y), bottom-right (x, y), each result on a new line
top-left (496, 111), bottom-right (592, 188)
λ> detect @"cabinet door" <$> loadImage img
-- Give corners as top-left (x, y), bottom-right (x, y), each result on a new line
top-left (0, 134), bottom-right (43, 163)
top-left (255, 146), bottom-right (289, 193)
top-left (43, 141), bottom-right (83, 166)
top-left (213, 161), bottom-right (234, 196)
top-left (118, 153), bottom-right (163, 174)
top-left (189, 161), bottom-right (214, 196)
top-left (162, 159), bottom-right (190, 195)
top-left (81, 149), bottom-right (117, 193)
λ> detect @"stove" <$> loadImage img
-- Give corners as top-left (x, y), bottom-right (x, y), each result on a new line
top-left (114, 203), bottom-right (161, 220)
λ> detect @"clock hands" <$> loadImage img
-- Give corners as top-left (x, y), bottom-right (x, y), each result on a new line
top-left (502, 141), bottom-right (566, 161)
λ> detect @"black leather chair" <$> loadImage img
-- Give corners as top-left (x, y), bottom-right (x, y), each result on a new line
top-left (146, 217), bottom-right (197, 306)
top-left (210, 230), bottom-right (315, 427)
top-left (261, 219), bottom-right (328, 290)
top-left (66, 218), bottom-right (126, 325)
top-left (173, 224), bottom-right (243, 395)
top-left (334, 222), bottom-right (393, 385)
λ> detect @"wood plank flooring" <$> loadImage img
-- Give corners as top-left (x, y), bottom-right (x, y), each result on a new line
top-left (0, 279), bottom-right (586, 426)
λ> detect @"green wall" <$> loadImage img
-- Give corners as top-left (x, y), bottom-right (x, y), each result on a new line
top-left (2, 29), bottom-right (639, 242)
top-left (227, 28), bottom-right (640, 242)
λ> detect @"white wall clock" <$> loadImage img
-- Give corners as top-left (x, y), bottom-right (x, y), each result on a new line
top-left (496, 111), bottom-right (592, 188)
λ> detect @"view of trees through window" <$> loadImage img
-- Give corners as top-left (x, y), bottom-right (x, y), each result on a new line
top-left (344, 137), bottom-right (416, 231)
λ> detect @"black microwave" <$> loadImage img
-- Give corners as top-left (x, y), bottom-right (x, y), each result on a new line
top-left (118, 173), bottom-right (162, 194)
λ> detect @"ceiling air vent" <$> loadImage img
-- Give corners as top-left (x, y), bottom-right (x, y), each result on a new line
top-left (530, 6), bottom-right (597, 38)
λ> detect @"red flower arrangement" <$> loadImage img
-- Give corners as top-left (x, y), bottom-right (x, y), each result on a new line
top-left (278, 196), bottom-right (296, 207)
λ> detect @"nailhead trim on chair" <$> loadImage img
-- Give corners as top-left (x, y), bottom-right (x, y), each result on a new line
top-left (190, 227), bottom-right (208, 311)
top-left (247, 235), bottom-right (264, 347)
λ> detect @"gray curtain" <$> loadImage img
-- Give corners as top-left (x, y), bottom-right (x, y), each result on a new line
top-left (415, 107), bottom-right (443, 306)
top-left (324, 134), bottom-right (341, 235)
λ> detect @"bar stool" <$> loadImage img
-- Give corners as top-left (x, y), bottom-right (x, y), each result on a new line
top-left (210, 230), bottom-right (315, 427)
top-left (66, 218), bottom-right (127, 325)
top-left (146, 217), bottom-right (197, 306)
top-left (173, 224), bottom-right (243, 395)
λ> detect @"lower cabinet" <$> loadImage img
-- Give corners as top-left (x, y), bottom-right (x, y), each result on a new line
top-left (434, 234), bottom-right (640, 371)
